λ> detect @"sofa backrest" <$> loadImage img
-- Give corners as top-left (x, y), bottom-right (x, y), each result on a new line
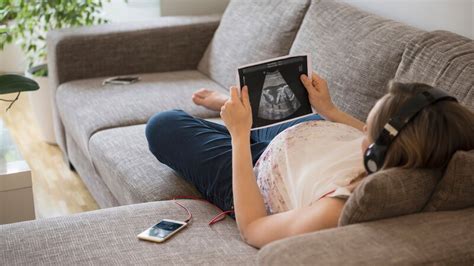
top-left (290, 0), bottom-right (421, 121)
top-left (198, 0), bottom-right (310, 89)
top-left (424, 150), bottom-right (474, 212)
top-left (394, 30), bottom-right (474, 111)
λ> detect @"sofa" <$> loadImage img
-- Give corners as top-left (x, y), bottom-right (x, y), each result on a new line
top-left (2, 0), bottom-right (473, 264)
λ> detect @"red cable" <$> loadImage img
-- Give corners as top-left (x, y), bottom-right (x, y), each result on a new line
top-left (209, 210), bottom-right (235, 225)
top-left (172, 196), bottom-right (234, 226)
top-left (173, 200), bottom-right (192, 223)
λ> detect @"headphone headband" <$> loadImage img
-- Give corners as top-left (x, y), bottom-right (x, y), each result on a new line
top-left (364, 87), bottom-right (457, 174)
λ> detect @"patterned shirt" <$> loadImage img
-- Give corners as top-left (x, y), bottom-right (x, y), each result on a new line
top-left (254, 120), bottom-right (365, 214)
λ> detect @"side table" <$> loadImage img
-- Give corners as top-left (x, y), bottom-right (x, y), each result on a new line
top-left (0, 119), bottom-right (35, 224)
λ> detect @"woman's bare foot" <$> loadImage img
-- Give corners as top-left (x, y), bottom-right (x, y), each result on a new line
top-left (192, 88), bottom-right (229, 111)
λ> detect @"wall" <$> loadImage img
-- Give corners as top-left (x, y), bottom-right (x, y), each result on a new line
top-left (160, 0), bottom-right (229, 16)
top-left (102, 0), bottom-right (161, 22)
top-left (0, 43), bottom-right (26, 73)
top-left (340, 0), bottom-right (473, 39)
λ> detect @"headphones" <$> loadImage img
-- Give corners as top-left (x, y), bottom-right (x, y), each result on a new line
top-left (363, 87), bottom-right (458, 174)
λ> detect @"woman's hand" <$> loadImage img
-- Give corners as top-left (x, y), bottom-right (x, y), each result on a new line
top-left (300, 72), bottom-right (338, 120)
top-left (301, 72), bottom-right (365, 131)
top-left (220, 86), bottom-right (252, 138)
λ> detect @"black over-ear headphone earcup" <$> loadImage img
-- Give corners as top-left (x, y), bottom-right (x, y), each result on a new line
top-left (364, 143), bottom-right (388, 174)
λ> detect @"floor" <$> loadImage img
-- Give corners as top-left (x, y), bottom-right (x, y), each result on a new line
top-left (0, 92), bottom-right (98, 219)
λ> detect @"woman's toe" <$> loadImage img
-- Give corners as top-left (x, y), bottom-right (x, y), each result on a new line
top-left (192, 94), bottom-right (205, 106)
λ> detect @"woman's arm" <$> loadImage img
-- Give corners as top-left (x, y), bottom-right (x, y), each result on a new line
top-left (220, 86), bottom-right (346, 249)
top-left (220, 86), bottom-right (268, 235)
top-left (301, 72), bottom-right (365, 131)
top-left (241, 197), bottom-right (345, 248)
top-left (231, 135), bottom-right (268, 236)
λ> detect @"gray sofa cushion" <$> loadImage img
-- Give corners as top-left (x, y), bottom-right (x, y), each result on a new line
top-left (56, 70), bottom-right (223, 157)
top-left (67, 132), bottom-right (120, 208)
top-left (89, 124), bottom-right (201, 205)
top-left (424, 150), bottom-right (474, 212)
top-left (198, 0), bottom-right (310, 88)
top-left (0, 201), bottom-right (257, 265)
top-left (290, 0), bottom-right (420, 121)
top-left (339, 168), bottom-right (441, 226)
top-left (259, 208), bottom-right (474, 265)
top-left (395, 30), bottom-right (474, 111)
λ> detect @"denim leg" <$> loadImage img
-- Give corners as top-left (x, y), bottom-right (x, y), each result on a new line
top-left (145, 109), bottom-right (268, 211)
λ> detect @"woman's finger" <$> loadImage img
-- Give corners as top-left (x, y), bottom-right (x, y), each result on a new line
top-left (312, 72), bottom-right (326, 85)
top-left (241, 86), bottom-right (251, 108)
top-left (300, 74), bottom-right (313, 88)
top-left (301, 75), bottom-right (316, 96)
top-left (230, 86), bottom-right (239, 101)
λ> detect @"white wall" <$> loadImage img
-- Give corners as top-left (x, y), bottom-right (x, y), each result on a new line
top-left (340, 0), bottom-right (473, 39)
top-left (102, 0), bottom-right (161, 22)
top-left (0, 43), bottom-right (26, 73)
top-left (160, 0), bottom-right (230, 16)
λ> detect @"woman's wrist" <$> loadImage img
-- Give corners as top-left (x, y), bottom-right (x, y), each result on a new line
top-left (321, 106), bottom-right (341, 122)
top-left (231, 131), bottom-right (251, 145)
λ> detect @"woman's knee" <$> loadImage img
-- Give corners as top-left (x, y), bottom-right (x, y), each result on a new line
top-left (145, 109), bottom-right (189, 158)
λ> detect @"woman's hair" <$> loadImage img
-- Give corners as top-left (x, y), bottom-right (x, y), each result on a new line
top-left (368, 81), bottom-right (474, 171)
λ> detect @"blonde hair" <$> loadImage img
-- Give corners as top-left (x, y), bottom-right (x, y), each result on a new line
top-left (368, 81), bottom-right (474, 171)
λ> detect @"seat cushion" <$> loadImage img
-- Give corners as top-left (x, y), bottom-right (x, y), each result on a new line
top-left (424, 150), bottom-right (474, 212)
top-left (290, 0), bottom-right (421, 121)
top-left (394, 30), bottom-right (474, 111)
top-left (198, 0), bottom-right (310, 88)
top-left (56, 70), bottom-right (223, 157)
top-left (89, 124), bottom-right (201, 205)
top-left (0, 201), bottom-right (257, 265)
top-left (339, 168), bottom-right (441, 226)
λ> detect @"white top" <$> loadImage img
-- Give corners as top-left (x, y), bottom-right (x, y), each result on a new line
top-left (254, 120), bottom-right (365, 214)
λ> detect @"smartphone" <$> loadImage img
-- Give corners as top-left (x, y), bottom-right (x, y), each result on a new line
top-left (103, 76), bottom-right (140, 85)
top-left (137, 219), bottom-right (187, 243)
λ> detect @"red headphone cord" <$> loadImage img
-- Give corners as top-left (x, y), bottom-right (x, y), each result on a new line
top-left (173, 200), bottom-right (193, 223)
top-left (171, 196), bottom-right (234, 226)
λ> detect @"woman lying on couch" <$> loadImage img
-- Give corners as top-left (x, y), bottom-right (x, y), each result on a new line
top-left (145, 72), bottom-right (474, 248)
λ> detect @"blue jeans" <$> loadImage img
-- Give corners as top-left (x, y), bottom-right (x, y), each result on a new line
top-left (145, 109), bottom-right (323, 211)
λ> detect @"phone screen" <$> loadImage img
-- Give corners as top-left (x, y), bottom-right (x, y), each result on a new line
top-left (145, 220), bottom-right (184, 239)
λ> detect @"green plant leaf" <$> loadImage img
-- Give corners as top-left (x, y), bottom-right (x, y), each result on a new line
top-left (2, 0), bottom-right (114, 64)
top-left (0, 74), bottom-right (39, 95)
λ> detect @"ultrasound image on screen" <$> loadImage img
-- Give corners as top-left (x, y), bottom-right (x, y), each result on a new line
top-left (238, 55), bottom-right (312, 129)
top-left (258, 70), bottom-right (301, 120)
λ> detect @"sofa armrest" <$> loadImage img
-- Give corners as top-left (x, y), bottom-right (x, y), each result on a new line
top-left (258, 208), bottom-right (474, 265)
top-left (47, 15), bottom-right (220, 87)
